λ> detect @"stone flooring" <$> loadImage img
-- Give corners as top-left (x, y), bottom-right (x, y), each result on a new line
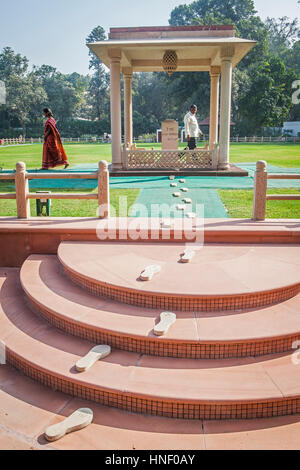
top-left (1, 225), bottom-right (300, 449)
top-left (1, 364), bottom-right (300, 450)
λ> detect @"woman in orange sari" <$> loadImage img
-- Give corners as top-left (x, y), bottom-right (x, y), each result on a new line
top-left (42, 108), bottom-right (69, 170)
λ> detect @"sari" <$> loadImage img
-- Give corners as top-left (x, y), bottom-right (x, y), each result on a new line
top-left (42, 118), bottom-right (69, 169)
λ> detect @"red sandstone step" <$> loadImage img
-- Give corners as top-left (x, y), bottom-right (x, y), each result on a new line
top-left (2, 268), bottom-right (300, 420)
top-left (2, 364), bottom-right (300, 450)
top-left (21, 255), bottom-right (300, 358)
top-left (58, 241), bottom-right (300, 311)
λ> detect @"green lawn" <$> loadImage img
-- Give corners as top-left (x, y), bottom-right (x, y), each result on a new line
top-left (0, 143), bottom-right (112, 170)
top-left (0, 183), bottom-right (140, 217)
top-left (1, 183), bottom-right (299, 218)
top-left (229, 143), bottom-right (300, 168)
top-left (0, 142), bottom-right (299, 218)
top-left (218, 188), bottom-right (300, 218)
top-left (0, 142), bottom-right (299, 170)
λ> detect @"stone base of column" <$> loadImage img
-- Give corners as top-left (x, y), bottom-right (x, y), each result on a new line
top-left (111, 162), bottom-right (123, 171)
top-left (218, 162), bottom-right (230, 170)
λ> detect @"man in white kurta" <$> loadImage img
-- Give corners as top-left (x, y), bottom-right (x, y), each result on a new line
top-left (184, 105), bottom-right (203, 150)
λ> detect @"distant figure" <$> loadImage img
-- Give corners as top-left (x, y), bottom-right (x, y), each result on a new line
top-left (42, 108), bottom-right (69, 170)
top-left (184, 105), bottom-right (203, 150)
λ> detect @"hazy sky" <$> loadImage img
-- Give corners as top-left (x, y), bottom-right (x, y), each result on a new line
top-left (1, 0), bottom-right (299, 75)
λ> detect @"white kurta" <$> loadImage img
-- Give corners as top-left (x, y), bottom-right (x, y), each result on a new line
top-left (184, 112), bottom-right (200, 138)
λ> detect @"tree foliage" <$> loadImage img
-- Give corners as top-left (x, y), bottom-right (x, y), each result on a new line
top-left (167, 0), bottom-right (300, 134)
top-left (1, 1), bottom-right (300, 138)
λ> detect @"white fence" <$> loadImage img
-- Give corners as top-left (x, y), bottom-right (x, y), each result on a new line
top-left (1, 135), bottom-right (300, 146)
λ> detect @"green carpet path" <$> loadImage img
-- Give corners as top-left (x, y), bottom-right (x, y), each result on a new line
top-left (129, 187), bottom-right (228, 218)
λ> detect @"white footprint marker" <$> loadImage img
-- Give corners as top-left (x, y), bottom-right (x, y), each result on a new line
top-left (45, 408), bottom-right (93, 442)
top-left (76, 345), bottom-right (111, 372)
top-left (170, 183), bottom-right (177, 187)
top-left (186, 212), bottom-right (196, 219)
top-left (179, 179), bottom-right (186, 183)
top-left (173, 192), bottom-right (181, 197)
top-left (161, 219), bottom-right (173, 229)
top-left (154, 312), bottom-right (177, 336)
top-left (183, 198), bottom-right (192, 204)
top-left (181, 250), bottom-right (195, 263)
top-left (169, 175), bottom-right (175, 180)
top-left (176, 204), bottom-right (186, 211)
top-left (140, 265), bottom-right (161, 281)
top-left (181, 188), bottom-right (189, 192)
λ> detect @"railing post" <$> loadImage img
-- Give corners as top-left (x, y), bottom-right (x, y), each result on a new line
top-left (98, 160), bottom-right (110, 219)
top-left (15, 162), bottom-right (30, 219)
top-left (253, 160), bottom-right (267, 221)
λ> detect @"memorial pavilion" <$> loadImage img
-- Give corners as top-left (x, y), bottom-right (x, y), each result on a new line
top-left (88, 25), bottom-right (256, 174)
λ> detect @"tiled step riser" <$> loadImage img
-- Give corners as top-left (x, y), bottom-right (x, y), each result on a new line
top-left (64, 267), bottom-right (300, 312)
top-left (6, 349), bottom-right (300, 420)
top-left (26, 296), bottom-right (300, 359)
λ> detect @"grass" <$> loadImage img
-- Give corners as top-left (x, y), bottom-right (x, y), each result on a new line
top-left (229, 143), bottom-right (300, 168)
top-left (0, 183), bottom-right (140, 217)
top-left (0, 142), bottom-right (299, 218)
top-left (1, 182), bottom-right (299, 218)
top-left (218, 188), bottom-right (300, 218)
top-left (0, 143), bottom-right (112, 170)
top-left (0, 142), bottom-right (299, 170)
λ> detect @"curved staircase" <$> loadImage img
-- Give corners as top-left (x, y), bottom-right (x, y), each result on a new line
top-left (1, 240), bottom-right (300, 448)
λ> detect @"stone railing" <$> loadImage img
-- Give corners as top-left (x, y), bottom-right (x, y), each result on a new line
top-left (0, 161), bottom-right (110, 219)
top-left (122, 145), bottom-right (219, 170)
top-left (253, 160), bottom-right (300, 221)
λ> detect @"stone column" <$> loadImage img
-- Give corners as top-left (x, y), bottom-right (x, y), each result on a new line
top-left (109, 49), bottom-right (122, 170)
top-left (209, 66), bottom-right (220, 151)
top-left (219, 47), bottom-right (234, 170)
top-left (123, 68), bottom-right (133, 148)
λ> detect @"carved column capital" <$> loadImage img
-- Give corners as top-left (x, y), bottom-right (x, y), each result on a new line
top-left (108, 48), bottom-right (121, 62)
top-left (210, 66), bottom-right (221, 77)
top-left (122, 67), bottom-right (133, 81)
top-left (220, 46), bottom-right (235, 61)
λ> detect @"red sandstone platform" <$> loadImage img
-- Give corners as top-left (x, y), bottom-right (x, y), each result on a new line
top-left (1, 222), bottom-right (300, 448)
top-left (20, 255), bottom-right (300, 358)
top-left (1, 217), bottom-right (300, 267)
top-left (58, 241), bottom-right (300, 311)
top-left (2, 363), bottom-right (300, 450)
top-left (2, 268), bottom-right (300, 420)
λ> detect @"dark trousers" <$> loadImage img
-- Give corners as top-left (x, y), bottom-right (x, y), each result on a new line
top-left (188, 137), bottom-right (196, 150)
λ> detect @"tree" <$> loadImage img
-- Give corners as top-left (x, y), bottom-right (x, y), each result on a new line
top-left (33, 65), bottom-right (84, 123)
top-left (265, 15), bottom-right (300, 77)
top-left (0, 47), bottom-right (29, 79)
top-left (85, 26), bottom-right (110, 123)
top-left (169, 0), bottom-right (269, 67)
top-left (265, 16), bottom-right (299, 54)
top-left (238, 56), bottom-right (298, 133)
top-left (169, 0), bottom-right (257, 25)
top-left (284, 40), bottom-right (300, 71)
top-left (0, 48), bottom-right (47, 136)
top-left (5, 73), bottom-right (47, 136)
